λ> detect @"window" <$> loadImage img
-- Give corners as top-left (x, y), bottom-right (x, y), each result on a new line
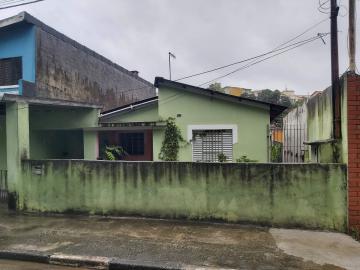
top-left (192, 129), bottom-right (233, 162)
top-left (119, 133), bottom-right (145, 155)
top-left (0, 57), bottom-right (22, 86)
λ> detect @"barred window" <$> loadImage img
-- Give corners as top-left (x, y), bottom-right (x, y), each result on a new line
top-left (192, 129), bottom-right (233, 162)
top-left (0, 57), bottom-right (22, 86)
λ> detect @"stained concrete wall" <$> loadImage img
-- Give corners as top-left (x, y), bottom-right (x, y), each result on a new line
top-left (306, 76), bottom-right (348, 163)
top-left (19, 160), bottom-right (347, 231)
top-left (283, 103), bottom-right (308, 162)
top-left (34, 27), bottom-right (155, 111)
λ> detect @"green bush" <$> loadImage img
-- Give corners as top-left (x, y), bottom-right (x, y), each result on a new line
top-left (104, 145), bottom-right (127, 160)
top-left (159, 117), bottom-right (185, 161)
top-left (236, 155), bottom-right (258, 163)
top-left (218, 153), bottom-right (227, 163)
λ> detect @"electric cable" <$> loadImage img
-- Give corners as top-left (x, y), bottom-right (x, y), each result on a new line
top-left (0, 0), bottom-right (44, 10)
top-left (174, 18), bottom-right (329, 82)
top-left (198, 33), bottom-right (330, 87)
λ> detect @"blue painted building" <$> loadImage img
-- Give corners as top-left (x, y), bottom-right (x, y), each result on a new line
top-left (0, 12), bottom-right (155, 105)
top-left (0, 20), bottom-right (36, 95)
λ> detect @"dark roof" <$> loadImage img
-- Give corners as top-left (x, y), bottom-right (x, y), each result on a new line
top-left (154, 77), bottom-right (287, 120)
top-left (100, 96), bottom-right (158, 117)
top-left (0, 12), bottom-right (153, 88)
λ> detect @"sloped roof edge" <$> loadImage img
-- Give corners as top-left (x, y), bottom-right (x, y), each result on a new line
top-left (154, 77), bottom-right (287, 120)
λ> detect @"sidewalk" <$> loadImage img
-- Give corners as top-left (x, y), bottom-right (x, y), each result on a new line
top-left (0, 204), bottom-right (359, 270)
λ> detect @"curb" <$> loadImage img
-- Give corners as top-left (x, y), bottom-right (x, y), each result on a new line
top-left (109, 258), bottom-right (182, 270)
top-left (0, 250), bottom-right (183, 270)
top-left (0, 250), bottom-right (50, 264)
top-left (0, 250), bottom-right (236, 270)
top-left (50, 254), bottom-right (111, 269)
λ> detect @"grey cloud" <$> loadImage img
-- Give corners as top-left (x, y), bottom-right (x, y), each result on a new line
top-left (0, 0), bottom-right (357, 94)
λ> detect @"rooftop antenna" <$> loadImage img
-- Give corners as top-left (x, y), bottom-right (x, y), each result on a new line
top-left (168, 52), bottom-right (176, 80)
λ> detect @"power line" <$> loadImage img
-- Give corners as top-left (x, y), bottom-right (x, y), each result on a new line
top-left (0, 0), bottom-right (42, 6)
top-left (198, 33), bottom-right (330, 87)
top-left (174, 17), bottom-right (329, 82)
top-left (0, 0), bottom-right (44, 10)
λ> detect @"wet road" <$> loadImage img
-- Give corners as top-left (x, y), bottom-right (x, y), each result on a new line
top-left (0, 259), bottom-right (86, 270)
top-left (0, 203), bottom-right (358, 269)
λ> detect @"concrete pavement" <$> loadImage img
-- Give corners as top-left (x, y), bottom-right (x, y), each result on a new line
top-left (0, 204), bottom-right (359, 269)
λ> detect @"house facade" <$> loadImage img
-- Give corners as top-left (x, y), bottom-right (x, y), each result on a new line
top-left (0, 12), bottom-right (155, 197)
top-left (99, 78), bottom-right (287, 162)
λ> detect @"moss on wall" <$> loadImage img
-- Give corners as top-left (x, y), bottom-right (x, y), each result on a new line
top-left (306, 76), bottom-right (348, 163)
top-left (19, 160), bottom-right (347, 231)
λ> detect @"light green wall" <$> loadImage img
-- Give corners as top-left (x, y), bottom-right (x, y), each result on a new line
top-left (29, 106), bottom-right (99, 130)
top-left (307, 87), bottom-right (333, 143)
top-left (6, 102), bottom-right (30, 192)
top-left (157, 87), bottom-right (270, 162)
top-left (0, 115), bottom-right (6, 170)
top-left (30, 130), bottom-right (84, 159)
top-left (100, 104), bottom-right (159, 123)
top-left (29, 106), bottom-right (99, 160)
top-left (307, 77), bottom-right (348, 163)
top-left (84, 131), bottom-right (98, 160)
top-left (100, 88), bottom-right (270, 162)
top-left (19, 160), bottom-right (347, 231)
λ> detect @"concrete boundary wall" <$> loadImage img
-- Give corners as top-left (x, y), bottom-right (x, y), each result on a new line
top-left (18, 160), bottom-right (347, 231)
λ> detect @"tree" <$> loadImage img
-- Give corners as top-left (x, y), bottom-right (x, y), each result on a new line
top-left (208, 82), bottom-right (223, 92)
top-left (257, 89), bottom-right (281, 104)
top-left (241, 92), bottom-right (256, 100)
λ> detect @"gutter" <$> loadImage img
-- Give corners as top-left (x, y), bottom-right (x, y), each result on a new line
top-left (100, 99), bottom-right (158, 118)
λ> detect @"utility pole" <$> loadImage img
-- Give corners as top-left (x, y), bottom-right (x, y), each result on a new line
top-left (331, 0), bottom-right (341, 139)
top-left (349, 0), bottom-right (356, 73)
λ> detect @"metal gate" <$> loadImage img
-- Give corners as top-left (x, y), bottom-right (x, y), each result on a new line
top-left (269, 125), bottom-right (308, 163)
top-left (0, 170), bottom-right (8, 202)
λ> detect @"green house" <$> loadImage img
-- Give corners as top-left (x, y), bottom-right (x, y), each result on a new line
top-left (98, 78), bottom-right (287, 163)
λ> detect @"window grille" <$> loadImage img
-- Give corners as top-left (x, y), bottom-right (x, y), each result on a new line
top-left (0, 57), bottom-right (22, 86)
top-left (192, 129), bottom-right (233, 162)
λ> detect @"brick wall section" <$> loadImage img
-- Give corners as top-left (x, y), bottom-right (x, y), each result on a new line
top-left (347, 73), bottom-right (360, 230)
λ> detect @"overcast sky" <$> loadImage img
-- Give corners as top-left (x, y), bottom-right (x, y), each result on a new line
top-left (0, 0), bottom-right (358, 94)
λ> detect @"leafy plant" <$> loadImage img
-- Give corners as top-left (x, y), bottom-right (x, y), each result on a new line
top-left (236, 155), bottom-right (258, 163)
top-left (208, 82), bottom-right (223, 92)
top-left (159, 117), bottom-right (185, 161)
top-left (104, 145), bottom-right (127, 160)
top-left (218, 153), bottom-right (227, 163)
top-left (271, 142), bottom-right (283, 162)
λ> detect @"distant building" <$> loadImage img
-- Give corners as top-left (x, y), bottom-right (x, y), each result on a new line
top-left (223, 86), bottom-right (251, 97)
top-left (225, 86), bottom-right (308, 105)
top-left (281, 89), bottom-right (308, 104)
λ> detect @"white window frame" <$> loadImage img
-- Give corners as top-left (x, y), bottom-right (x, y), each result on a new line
top-left (187, 124), bottom-right (238, 144)
top-left (188, 125), bottom-right (237, 162)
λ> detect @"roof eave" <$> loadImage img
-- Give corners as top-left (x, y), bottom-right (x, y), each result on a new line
top-left (155, 77), bottom-right (288, 120)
